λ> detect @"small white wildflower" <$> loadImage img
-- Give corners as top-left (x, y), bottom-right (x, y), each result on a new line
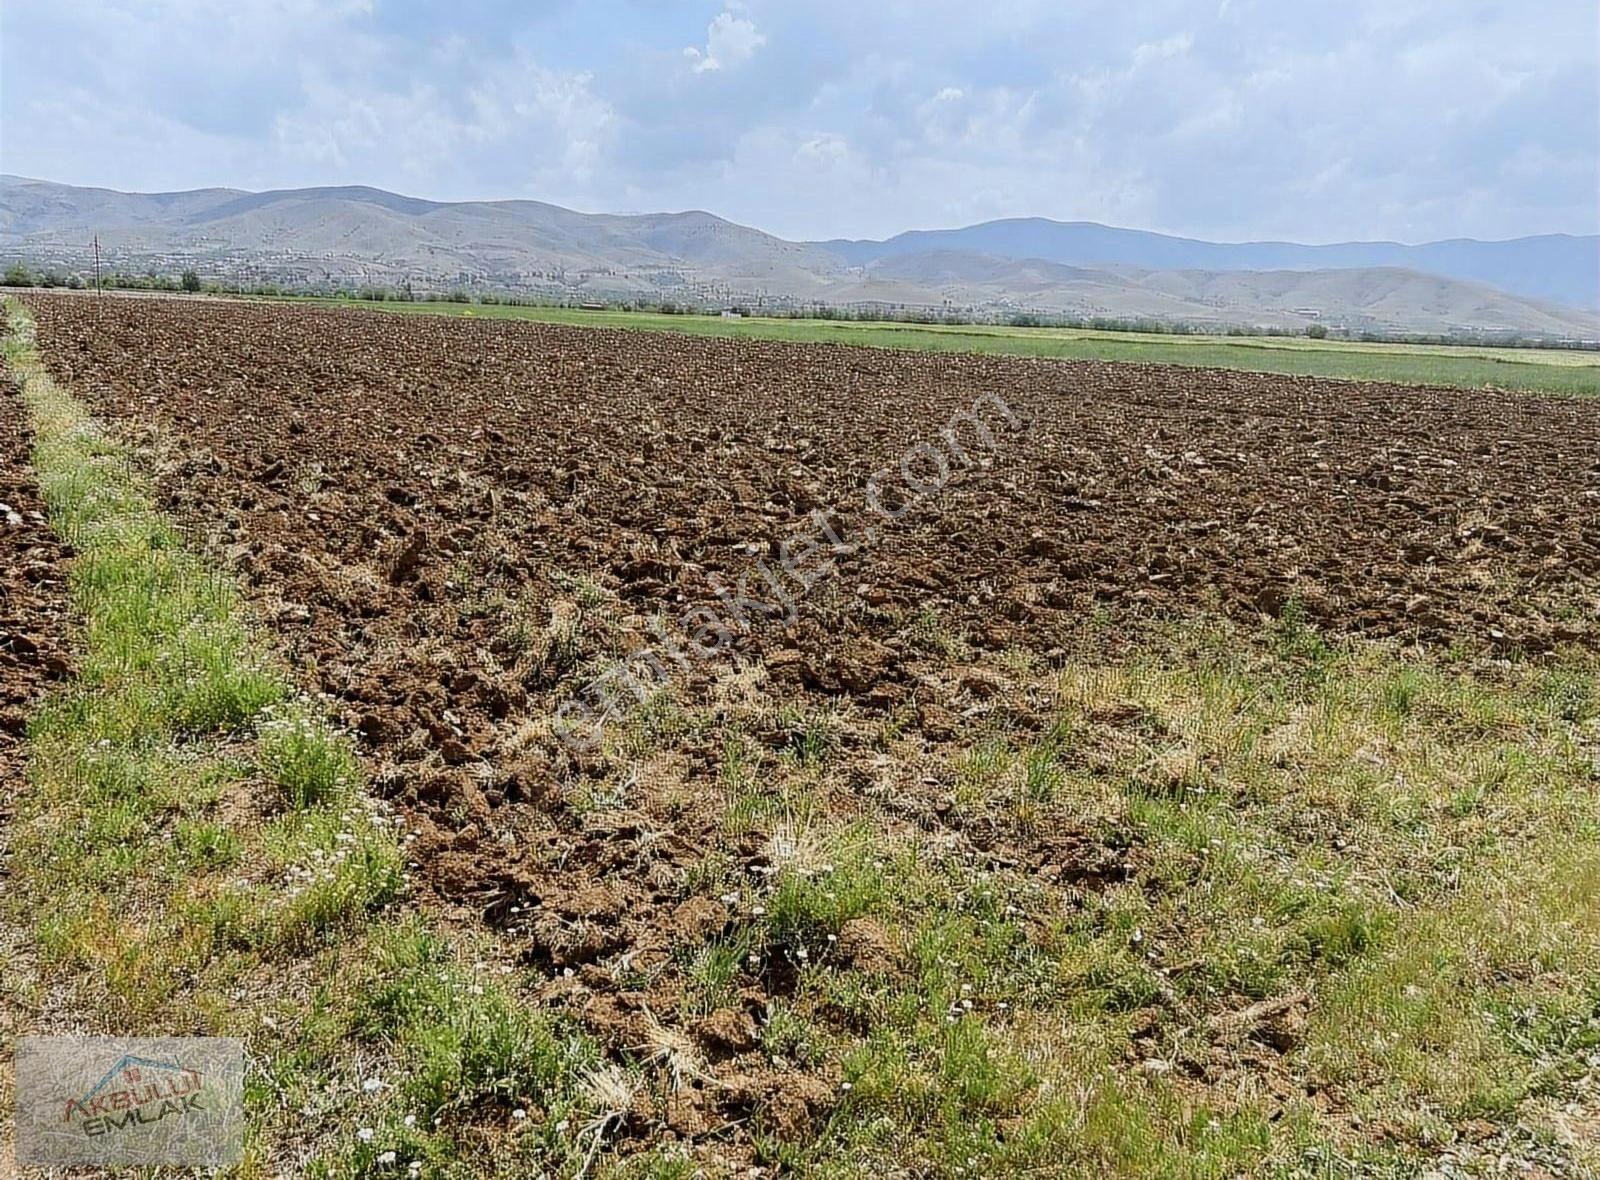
top-left (403, 1114), bottom-right (417, 1128)
top-left (357, 1127), bottom-right (375, 1143)
top-left (512, 1108), bottom-right (528, 1121)
top-left (362, 1077), bottom-right (385, 1093)
top-left (377, 1151), bottom-right (397, 1166)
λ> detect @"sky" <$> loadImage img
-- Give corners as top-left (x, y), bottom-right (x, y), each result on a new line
top-left (2, 0), bottom-right (1596, 244)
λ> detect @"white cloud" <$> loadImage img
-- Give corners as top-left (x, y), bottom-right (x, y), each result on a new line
top-left (264, 55), bottom-right (617, 199)
top-left (795, 132), bottom-right (851, 166)
top-left (685, 10), bottom-right (767, 73)
top-left (1, 0), bottom-right (1594, 243)
top-left (1131, 31), bottom-right (1193, 67)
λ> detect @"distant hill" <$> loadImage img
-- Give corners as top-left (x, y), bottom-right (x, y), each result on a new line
top-left (817, 218), bottom-right (1600, 311)
top-left (844, 251), bottom-right (1600, 338)
top-left (0, 176), bottom-right (848, 295)
top-left (4, 175), bottom-right (1597, 338)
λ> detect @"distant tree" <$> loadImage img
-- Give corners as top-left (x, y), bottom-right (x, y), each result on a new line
top-left (181, 269), bottom-right (202, 293)
top-left (1306, 323), bottom-right (1328, 339)
top-left (2, 262), bottom-right (34, 287)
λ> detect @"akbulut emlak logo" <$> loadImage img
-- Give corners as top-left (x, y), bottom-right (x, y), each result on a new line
top-left (17, 1034), bottom-right (243, 1167)
top-left (60, 1053), bottom-right (209, 1138)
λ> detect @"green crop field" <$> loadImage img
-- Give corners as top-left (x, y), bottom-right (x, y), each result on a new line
top-left (271, 295), bottom-right (1600, 397)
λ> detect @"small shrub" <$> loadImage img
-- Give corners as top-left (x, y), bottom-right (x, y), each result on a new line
top-left (173, 818), bottom-right (244, 870)
top-left (356, 921), bottom-right (594, 1118)
top-left (685, 929), bottom-right (756, 1015)
top-left (258, 705), bottom-right (359, 808)
top-left (765, 834), bottom-right (887, 955)
top-left (266, 810), bottom-right (404, 946)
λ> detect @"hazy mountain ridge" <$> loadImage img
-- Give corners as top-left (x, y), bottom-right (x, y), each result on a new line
top-left (3, 175), bottom-right (1596, 337)
top-left (818, 218), bottom-right (1600, 310)
top-left (849, 251), bottom-right (1598, 337)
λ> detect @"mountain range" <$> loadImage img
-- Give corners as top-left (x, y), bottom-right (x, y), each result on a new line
top-left (3, 175), bottom-right (1597, 338)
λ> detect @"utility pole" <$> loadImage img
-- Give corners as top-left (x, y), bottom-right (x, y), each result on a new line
top-left (93, 233), bottom-right (101, 295)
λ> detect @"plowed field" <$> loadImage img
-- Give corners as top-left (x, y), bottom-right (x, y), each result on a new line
top-left (0, 375), bottom-right (72, 816)
top-left (21, 291), bottom-right (1600, 1163)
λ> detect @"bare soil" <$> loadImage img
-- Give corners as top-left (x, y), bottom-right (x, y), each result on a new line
top-left (0, 375), bottom-right (72, 803)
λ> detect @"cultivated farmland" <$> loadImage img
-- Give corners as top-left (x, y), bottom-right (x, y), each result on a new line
top-left (282, 297), bottom-right (1600, 397)
top-left (7, 292), bottom-right (1600, 1176)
